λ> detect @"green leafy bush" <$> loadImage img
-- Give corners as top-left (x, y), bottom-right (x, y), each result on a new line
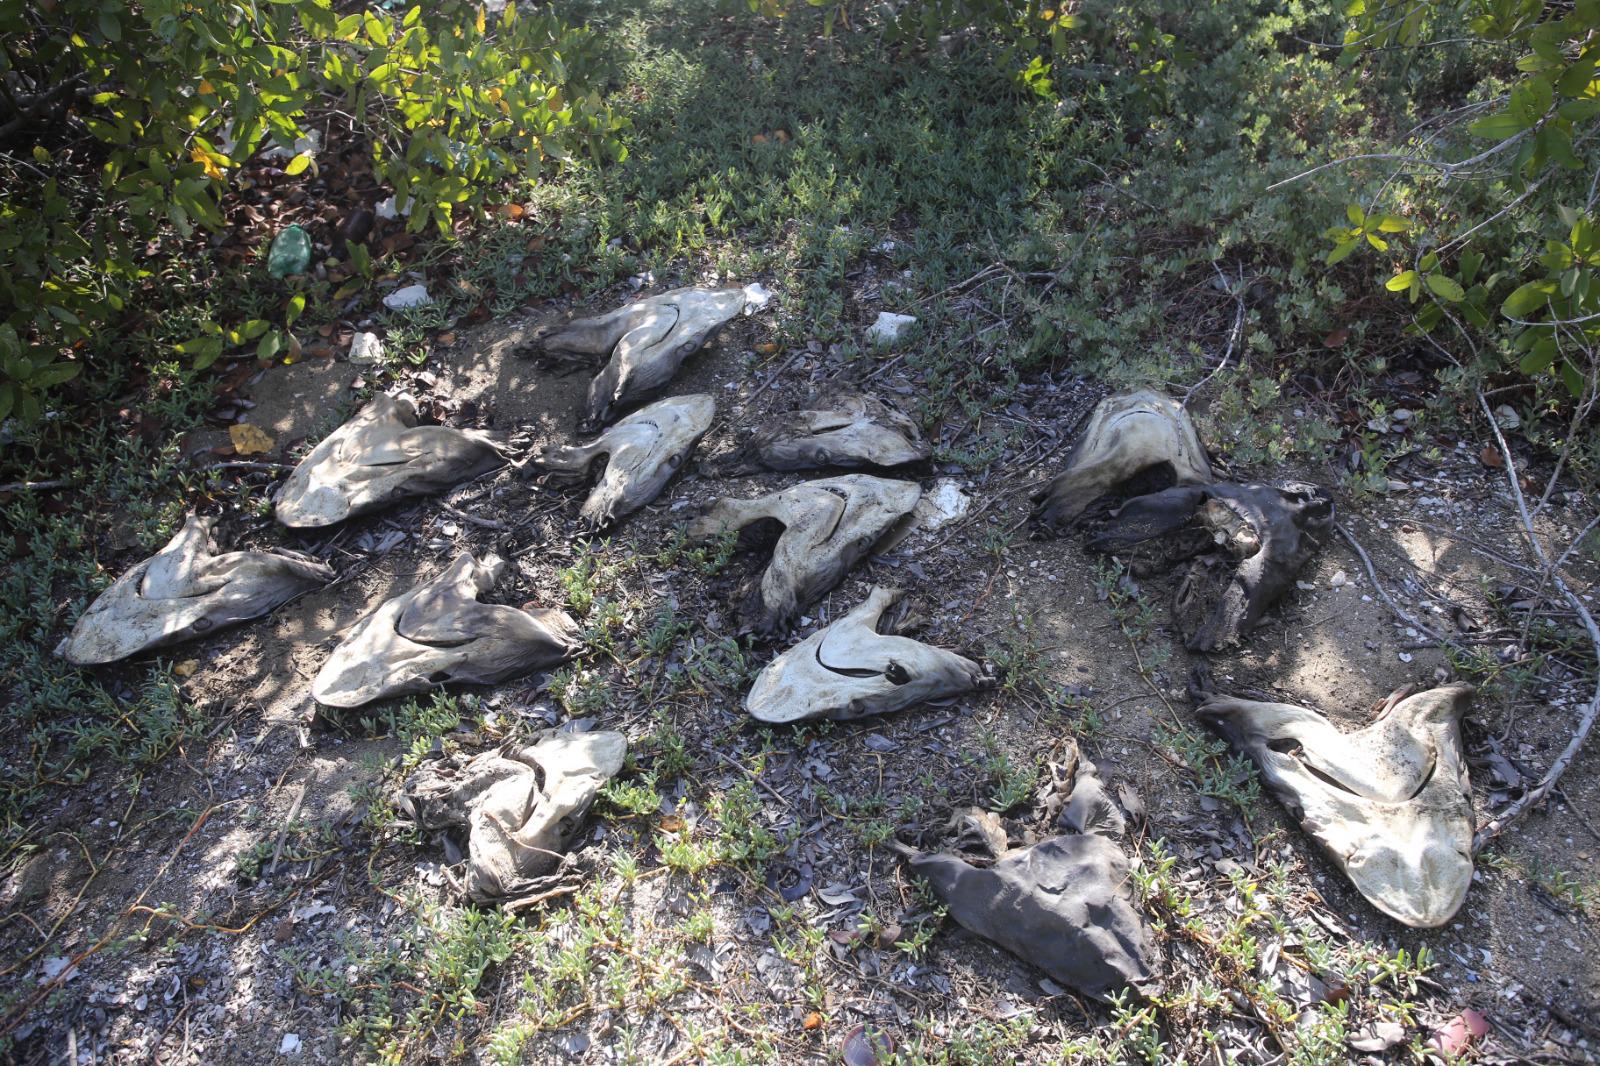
top-left (0, 0), bottom-right (621, 422)
top-left (1324, 0), bottom-right (1600, 399)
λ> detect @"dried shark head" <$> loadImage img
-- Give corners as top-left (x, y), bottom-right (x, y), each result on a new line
top-left (904, 749), bottom-right (1158, 999)
top-left (59, 514), bottom-right (333, 665)
top-left (686, 475), bottom-right (922, 636)
top-left (533, 286), bottom-right (763, 432)
top-left (313, 553), bottom-right (578, 708)
top-left (714, 391), bottom-right (930, 475)
top-left (274, 393), bottom-right (505, 528)
top-left (745, 586), bottom-right (983, 723)
top-left (397, 728), bottom-right (627, 903)
top-left (535, 393), bottom-right (715, 530)
top-left (1032, 389), bottom-right (1212, 534)
top-left (1087, 481), bottom-right (1334, 651)
top-left (1199, 684), bottom-right (1476, 928)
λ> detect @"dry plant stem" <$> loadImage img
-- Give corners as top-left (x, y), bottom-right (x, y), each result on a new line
top-left (1182, 263), bottom-right (1246, 408)
top-left (1472, 389), bottom-right (1600, 852)
top-left (1332, 522), bottom-right (1451, 648)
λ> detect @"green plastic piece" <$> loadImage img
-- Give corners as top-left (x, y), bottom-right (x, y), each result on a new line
top-left (267, 224), bottom-right (312, 279)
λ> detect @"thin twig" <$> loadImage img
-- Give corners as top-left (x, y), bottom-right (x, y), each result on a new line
top-left (0, 478), bottom-right (66, 492)
top-left (1333, 522), bottom-right (1452, 647)
top-left (437, 500), bottom-right (507, 531)
top-left (1183, 263), bottom-right (1245, 408)
top-left (1472, 389), bottom-right (1600, 852)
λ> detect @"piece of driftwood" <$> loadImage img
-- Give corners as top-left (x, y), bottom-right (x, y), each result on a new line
top-left (687, 475), bottom-right (922, 636)
top-left (904, 749), bottom-right (1158, 999)
top-left (397, 728), bottom-right (627, 903)
top-left (312, 553), bottom-right (577, 708)
top-left (274, 393), bottom-right (504, 528)
top-left (1032, 389), bottom-right (1212, 533)
top-left (1088, 481), bottom-right (1334, 651)
top-left (714, 391), bottom-right (929, 475)
top-left (535, 393), bottom-right (715, 530)
top-left (745, 586), bottom-right (983, 723)
top-left (1199, 684), bottom-right (1476, 928)
top-left (60, 514), bottom-right (333, 665)
top-left (532, 287), bottom-right (761, 432)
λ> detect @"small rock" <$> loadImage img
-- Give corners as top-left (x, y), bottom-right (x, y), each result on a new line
top-left (339, 208), bottom-right (374, 248)
top-left (348, 332), bottom-right (384, 365)
top-left (279, 1033), bottom-right (302, 1055)
top-left (383, 284), bottom-right (431, 310)
top-left (742, 283), bottom-right (773, 313)
top-left (1330, 570), bottom-right (1348, 588)
top-left (865, 311), bottom-right (916, 345)
top-left (1494, 404), bottom-right (1521, 430)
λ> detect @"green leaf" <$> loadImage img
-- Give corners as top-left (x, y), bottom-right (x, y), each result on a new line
top-left (257, 331), bottom-right (283, 361)
top-left (191, 338), bottom-right (225, 370)
top-left (26, 361), bottom-right (81, 388)
top-left (1375, 215), bottom-right (1410, 233)
top-left (1459, 251), bottom-right (1483, 286)
top-left (1364, 232), bottom-right (1389, 251)
top-left (1426, 274), bottom-right (1465, 301)
top-left (1468, 112), bottom-right (1526, 139)
top-left (1345, 203), bottom-right (1365, 226)
top-left (1559, 98), bottom-right (1600, 121)
top-left (1502, 281), bottom-right (1555, 317)
top-left (1561, 359), bottom-right (1585, 396)
top-left (1326, 238), bottom-right (1360, 265)
top-left (0, 383), bottom-right (13, 423)
top-left (286, 293), bottom-right (307, 327)
top-left (1385, 270), bottom-right (1417, 292)
top-left (1558, 59), bottom-right (1596, 96)
top-left (284, 152), bottom-right (313, 176)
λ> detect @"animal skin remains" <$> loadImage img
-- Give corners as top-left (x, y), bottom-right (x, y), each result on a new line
top-left (1200, 684), bottom-right (1476, 927)
top-left (60, 514), bottom-right (333, 665)
top-left (687, 475), bottom-right (922, 635)
top-left (1032, 389), bottom-right (1212, 533)
top-left (745, 586), bottom-right (983, 722)
top-left (274, 393), bottom-right (504, 528)
top-left (313, 553), bottom-right (578, 708)
top-left (536, 393), bottom-right (715, 530)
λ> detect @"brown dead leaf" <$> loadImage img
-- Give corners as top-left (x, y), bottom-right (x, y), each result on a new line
top-left (755, 342), bottom-right (780, 354)
top-left (173, 659), bottom-right (199, 677)
top-left (1479, 445), bottom-right (1503, 468)
top-left (658, 815), bottom-right (685, 833)
top-left (752, 133), bottom-right (769, 144)
top-left (802, 1012), bottom-right (822, 1031)
top-left (229, 423), bottom-right (276, 455)
top-left (774, 129), bottom-right (790, 142)
top-left (1323, 326), bottom-right (1350, 347)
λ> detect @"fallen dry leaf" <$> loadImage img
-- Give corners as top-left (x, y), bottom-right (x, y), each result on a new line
top-left (752, 133), bottom-right (769, 144)
top-left (229, 423), bottom-right (276, 455)
top-left (1323, 326), bottom-right (1351, 347)
top-left (802, 1012), bottom-right (822, 1031)
top-left (173, 659), bottom-right (198, 677)
top-left (755, 342), bottom-right (780, 354)
top-left (1479, 445), bottom-right (1503, 468)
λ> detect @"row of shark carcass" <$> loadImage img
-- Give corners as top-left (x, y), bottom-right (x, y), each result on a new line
top-left (54, 286), bottom-right (1476, 1003)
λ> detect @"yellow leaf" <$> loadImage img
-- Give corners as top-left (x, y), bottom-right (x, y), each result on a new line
top-left (284, 152), bottom-right (314, 177)
top-left (198, 79), bottom-right (214, 95)
top-left (229, 423), bottom-right (277, 455)
top-left (190, 145), bottom-right (224, 180)
top-left (173, 659), bottom-right (199, 677)
top-left (475, 4), bottom-right (486, 33)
